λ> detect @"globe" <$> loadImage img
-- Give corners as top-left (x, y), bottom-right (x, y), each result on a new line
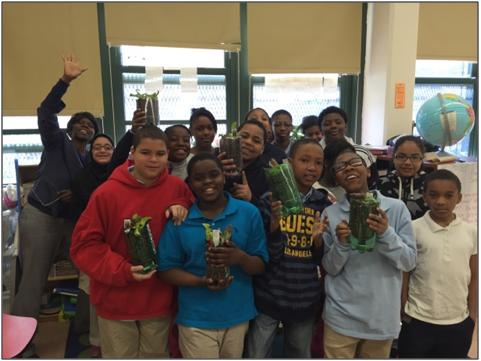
top-left (416, 93), bottom-right (475, 150)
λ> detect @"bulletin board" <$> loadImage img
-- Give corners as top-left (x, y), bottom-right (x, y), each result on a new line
top-left (437, 162), bottom-right (477, 224)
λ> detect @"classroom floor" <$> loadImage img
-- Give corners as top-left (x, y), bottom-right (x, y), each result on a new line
top-left (32, 318), bottom-right (478, 359)
top-left (33, 320), bottom-right (70, 358)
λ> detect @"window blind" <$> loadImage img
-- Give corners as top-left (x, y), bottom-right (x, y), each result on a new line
top-left (3, 3), bottom-right (103, 116)
top-left (417, 3), bottom-right (477, 61)
top-left (247, 3), bottom-right (363, 74)
top-left (104, 3), bottom-right (240, 51)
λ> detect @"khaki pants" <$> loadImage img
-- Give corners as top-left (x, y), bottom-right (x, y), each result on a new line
top-left (178, 321), bottom-right (249, 358)
top-left (324, 323), bottom-right (393, 358)
top-left (98, 315), bottom-right (171, 358)
top-left (78, 272), bottom-right (100, 347)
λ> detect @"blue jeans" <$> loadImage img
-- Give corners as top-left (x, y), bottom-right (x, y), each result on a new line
top-left (246, 312), bottom-right (316, 358)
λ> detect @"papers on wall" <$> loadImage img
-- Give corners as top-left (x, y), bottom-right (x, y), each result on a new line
top-left (438, 162), bottom-right (477, 224)
top-left (145, 66), bottom-right (163, 93)
top-left (180, 68), bottom-right (198, 92)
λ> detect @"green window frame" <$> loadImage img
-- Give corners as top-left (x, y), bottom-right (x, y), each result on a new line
top-left (108, 46), bottom-right (242, 139)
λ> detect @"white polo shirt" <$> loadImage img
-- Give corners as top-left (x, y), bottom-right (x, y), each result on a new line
top-left (405, 212), bottom-right (477, 324)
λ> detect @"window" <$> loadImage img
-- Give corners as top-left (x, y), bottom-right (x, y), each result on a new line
top-left (413, 60), bottom-right (477, 158)
top-left (252, 74), bottom-right (340, 125)
top-left (118, 45), bottom-right (229, 146)
top-left (2, 116), bottom-right (71, 184)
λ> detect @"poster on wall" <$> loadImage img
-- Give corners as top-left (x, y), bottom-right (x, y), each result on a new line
top-left (437, 162), bottom-right (477, 224)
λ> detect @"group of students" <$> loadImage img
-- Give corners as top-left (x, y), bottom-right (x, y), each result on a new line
top-left (11, 55), bottom-right (476, 359)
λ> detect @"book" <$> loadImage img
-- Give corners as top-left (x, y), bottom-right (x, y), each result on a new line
top-left (363, 145), bottom-right (390, 156)
top-left (52, 287), bottom-right (79, 298)
top-left (424, 151), bottom-right (458, 163)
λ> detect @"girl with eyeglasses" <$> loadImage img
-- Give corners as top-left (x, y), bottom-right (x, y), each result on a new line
top-left (377, 135), bottom-right (429, 220)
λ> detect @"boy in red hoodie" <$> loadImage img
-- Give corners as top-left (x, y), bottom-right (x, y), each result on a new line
top-left (71, 125), bottom-right (194, 358)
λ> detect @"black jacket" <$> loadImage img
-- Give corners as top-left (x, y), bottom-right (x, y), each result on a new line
top-left (28, 80), bottom-right (90, 219)
top-left (70, 131), bottom-right (134, 221)
top-left (263, 143), bottom-right (287, 164)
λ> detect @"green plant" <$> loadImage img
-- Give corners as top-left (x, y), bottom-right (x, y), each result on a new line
top-left (203, 224), bottom-right (233, 282)
top-left (129, 89), bottom-right (160, 100)
top-left (124, 214), bottom-right (157, 273)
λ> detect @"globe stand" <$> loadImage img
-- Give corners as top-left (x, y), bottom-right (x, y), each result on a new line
top-left (437, 93), bottom-right (458, 160)
top-left (436, 148), bottom-right (457, 160)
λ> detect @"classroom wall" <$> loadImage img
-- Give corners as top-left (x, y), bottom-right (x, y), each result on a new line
top-left (2, 2), bottom-right (477, 143)
top-left (362, 3), bottom-right (420, 146)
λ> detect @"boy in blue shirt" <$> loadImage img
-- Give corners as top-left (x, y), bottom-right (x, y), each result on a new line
top-left (158, 153), bottom-right (268, 358)
top-left (321, 139), bottom-right (416, 358)
top-left (398, 169), bottom-right (477, 358)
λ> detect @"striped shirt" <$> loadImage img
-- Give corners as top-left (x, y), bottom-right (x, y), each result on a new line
top-left (254, 188), bottom-right (332, 322)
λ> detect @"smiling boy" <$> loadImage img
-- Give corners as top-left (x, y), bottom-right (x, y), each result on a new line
top-left (11, 56), bottom-right (99, 357)
top-left (318, 106), bottom-right (378, 193)
top-left (165, 124), bottom-right (193, 180)
top-left (398, 169), bottom-right (477, 358)
top-left (321, 139), bottom-right (416, 358)
top-left (71, 125), bottom-right (194, 358)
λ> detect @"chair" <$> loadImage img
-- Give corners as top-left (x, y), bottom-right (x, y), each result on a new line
top-left (2, 313), bottom-right (37, 358)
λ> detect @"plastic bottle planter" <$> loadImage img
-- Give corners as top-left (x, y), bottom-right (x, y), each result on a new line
top-left (265, 161), bottom-right (303, 217)
top-left (123, 214), bottom-right (157, 274)
top-left (203, 224), bottom-right (232, 282)
top-left (219, 135), bottom-right (243, 174)
top-left (137, 97), bottom-right (160, 126)
top-left (131, 90), bottom-right (160, 126)
top-left (220, 127), bottom-right (244, 192)
top-left (348, 193), bottom-right (380, 253)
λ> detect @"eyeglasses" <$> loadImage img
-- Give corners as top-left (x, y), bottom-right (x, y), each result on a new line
top-left (92, 144), bottom-right (113, 151)
top-left (394, 153), bottom-right (423, 162)
top-left (333, 158), bottom-right (364, 173)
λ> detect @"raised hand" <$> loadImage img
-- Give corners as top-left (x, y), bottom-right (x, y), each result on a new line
top-left (312, 211), bottom-right (329, 248)
top-left (61, 54), bottom-right (88, 84)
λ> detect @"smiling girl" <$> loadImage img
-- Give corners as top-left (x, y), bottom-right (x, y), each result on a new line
top-left (165, 124), bottom-right (193, 180)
